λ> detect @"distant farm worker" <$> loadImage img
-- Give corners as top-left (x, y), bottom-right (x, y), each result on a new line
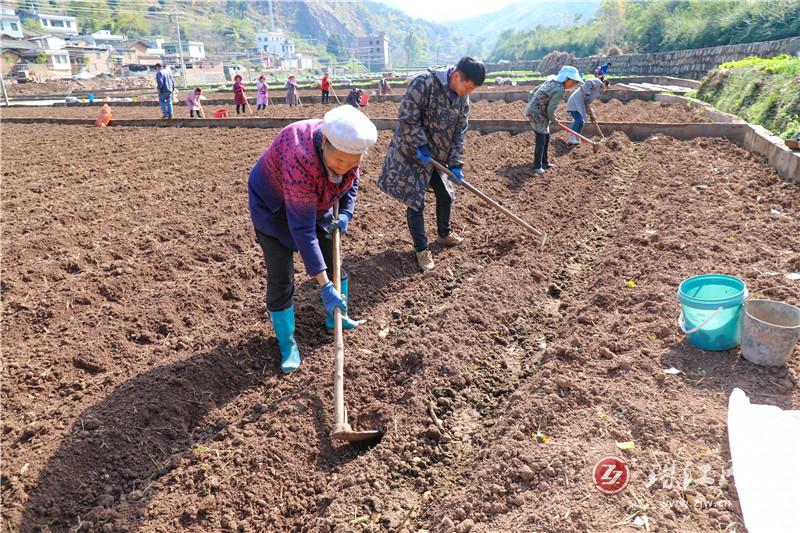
top-left (524, 65), bottom-right (583, 174)
top-left (285, 75), bottom-right (299, 106)
top-left (379, 76), bottom-right (391, 95)
top-left (320, 73), bottom-right (332, 104)
top-left (565, 77), bottom-right (609, 144)
top-left (594, 62), bottom-right (611, 80)
top-left (247, 105), bottom-right (377, 373)
top-left (378, 56), bottom-right (486, 271)
top-left (232, 74), bottom-right (248, 115)
top-left (346, 87), bottom-right (363, 108)
top-left (185, 87), bottom-right (204, 118)
top-left (256, 75), bottom-right (269, 111)
top-left (155, 63), bottom-right (175, 119)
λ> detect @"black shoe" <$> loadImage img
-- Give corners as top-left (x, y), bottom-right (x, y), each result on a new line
top-left (542, 162), bottom-right (553, 170)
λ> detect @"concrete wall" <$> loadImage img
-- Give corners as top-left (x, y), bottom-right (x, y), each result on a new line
top-left (487, 36), bottom-right (800, 79)
top-left (654, 94), bottom-right (743, 123)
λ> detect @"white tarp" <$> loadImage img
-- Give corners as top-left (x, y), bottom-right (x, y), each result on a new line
top-left (728, 388), bottom-right (800, 533)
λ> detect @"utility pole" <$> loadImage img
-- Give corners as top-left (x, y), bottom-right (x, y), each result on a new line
top-left (174, 10), bottom-right (187, 89)
top-left (268, 0), bottom-right (276, 31)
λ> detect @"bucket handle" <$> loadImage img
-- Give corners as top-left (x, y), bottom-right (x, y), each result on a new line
top-left (678, 306), bottom-right (724, 335)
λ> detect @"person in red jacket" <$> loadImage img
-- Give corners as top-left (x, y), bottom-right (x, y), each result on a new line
top-left (320, 73), bottom-right (332, 105)
top-left (232, 74), bottom-right (247, 115)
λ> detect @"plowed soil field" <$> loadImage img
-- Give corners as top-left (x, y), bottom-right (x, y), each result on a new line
top-left (1, 98), bottom-right (711, 123)
top-left (2, 117), bottom-right (798, 533)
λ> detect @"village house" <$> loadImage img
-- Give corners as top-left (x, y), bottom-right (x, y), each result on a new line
top-left (19, 11), bottom-right (79, 36)
top-left (121, 39), bottom-right (165, 66)
top-left (0, 7), bottom-right (23, 39)
top-left (67, 44), bottom-right (111, 76)
top-left (162, 41), bottom-right (206, 62)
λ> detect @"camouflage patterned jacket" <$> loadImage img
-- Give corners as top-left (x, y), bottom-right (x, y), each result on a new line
top-left (524, 79), bottom-right (565, 134)
top-left (378, 68), bottom-right (469, 210)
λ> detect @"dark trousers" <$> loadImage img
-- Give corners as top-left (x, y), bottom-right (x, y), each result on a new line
top-left (406, 170), bottom-right (452, 253)
top-left (236, 103), bottom-right (246, 114)
top-left (569, 110), bottom-right (584, 134)
top-left (255, 227), bottom-right (347, 312)
top-left (533, 132), bottom-right (551, 170)
top-left (257, 103), bottom-right (266, 111)
top-left (189, 109), bottom-right (203, 118)
top-left (321, 90), bottom-right (329, 104)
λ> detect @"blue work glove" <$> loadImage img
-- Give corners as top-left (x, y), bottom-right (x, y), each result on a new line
top-left (416, 145), bottom-right (432, 165)
top-left (325, 211), bottom-right (352, 235)
top-left (320, 282), bottom-right (347, 316)
top-left (450, 167), bottom-right (464, 185)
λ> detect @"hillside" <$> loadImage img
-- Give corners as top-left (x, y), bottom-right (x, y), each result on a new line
top-left (9, 0), bottom-right (466, 67)
top-left (490, 0), bottom-right (800, 61)
top-left (448, 0), bottom-right (601, 55)
top-left (697, 55), bottom-right (800, 139)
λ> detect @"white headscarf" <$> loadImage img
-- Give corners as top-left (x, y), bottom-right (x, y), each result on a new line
top-left (321, 105), bottom-right (378, 154)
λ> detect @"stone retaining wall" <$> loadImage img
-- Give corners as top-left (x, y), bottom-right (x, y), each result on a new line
top-left (488, 37), bottom-right (800, 79)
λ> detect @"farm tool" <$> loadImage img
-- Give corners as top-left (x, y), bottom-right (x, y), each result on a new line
top-left (429, 159), bottom-right (547, 250)
top-left (330, 86), bottom-right (342, 104)
top-left (558, 123), bottom-right (601, 153)
top-left (330, 205), bottom-right (383, 444)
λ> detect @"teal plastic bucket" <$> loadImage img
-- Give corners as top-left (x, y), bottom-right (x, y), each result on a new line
top-left (677, 274), bottom-right (748, 351)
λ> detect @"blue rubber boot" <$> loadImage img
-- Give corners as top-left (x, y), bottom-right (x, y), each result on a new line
top-left (325, 278), bottom-right (359, 333)
top-left (269, 306), bottom-right (301, 373)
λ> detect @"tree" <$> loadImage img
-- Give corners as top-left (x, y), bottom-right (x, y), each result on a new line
top-left (466, 38), bottom-right (486, 59)
top-left (68, 0), bottom-right (112, 34)
top-left (404, 31), bottom-right (424, 66)
top-left (115, 13), bottom-right (147, 38)
top-left (23, 19), bottom-right (43, 32)
top-left (326, 34), bottom-right (348, 61)
top-left (34, 52), bottom-right (47, 64)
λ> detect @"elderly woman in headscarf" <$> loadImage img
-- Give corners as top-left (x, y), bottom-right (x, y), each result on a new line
top-left (284, 75), bottom-right (299, 106)
top-left (247, 105), bottom-right (378, 373)
top-left (524, 65), bottom-right (583, 174)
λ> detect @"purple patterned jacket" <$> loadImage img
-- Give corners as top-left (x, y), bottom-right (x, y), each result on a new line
top-left (248, 119), bottom-right (358, 276)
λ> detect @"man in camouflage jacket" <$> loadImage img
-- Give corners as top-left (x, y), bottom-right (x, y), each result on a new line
top-left (378, 57), bottom-right (486, 271)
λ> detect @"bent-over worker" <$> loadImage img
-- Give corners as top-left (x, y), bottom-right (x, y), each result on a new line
top-left (248, 105), bottom-right (378, 373)
top-left (565, 77), bottom-right (609, 144)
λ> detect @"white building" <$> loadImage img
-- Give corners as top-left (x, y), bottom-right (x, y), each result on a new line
top-left (163, 41), bottom-right (206, 60)
top-left (90, 29), bottom-right (125, 47)
top-left (0, 7), bottom-right (23, 39)
top-left (22, 33), bottom-right (71, 78)
top-left (256, 29), bottom-right (295, 58)
top-left (34, 13), bottom-right (79, 35)
top-left (27, 33), bottom-right (66, 51)
top-left (356, 33), bottom-right (390, 72)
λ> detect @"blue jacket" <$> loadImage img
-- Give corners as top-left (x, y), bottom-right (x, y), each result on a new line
top-left (156, 70), bottom-right (174, 95)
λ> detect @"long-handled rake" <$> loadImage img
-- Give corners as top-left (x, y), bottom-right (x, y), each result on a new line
top-left (558, 123), bottom-right (601, 153)
top-left (429, 159), bottom-right (547, 250)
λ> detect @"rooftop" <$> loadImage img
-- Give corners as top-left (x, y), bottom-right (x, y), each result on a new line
top-left (0, 37), bottom-right (39, 51)
top-left (36, 12), bottom-right (78, 21)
